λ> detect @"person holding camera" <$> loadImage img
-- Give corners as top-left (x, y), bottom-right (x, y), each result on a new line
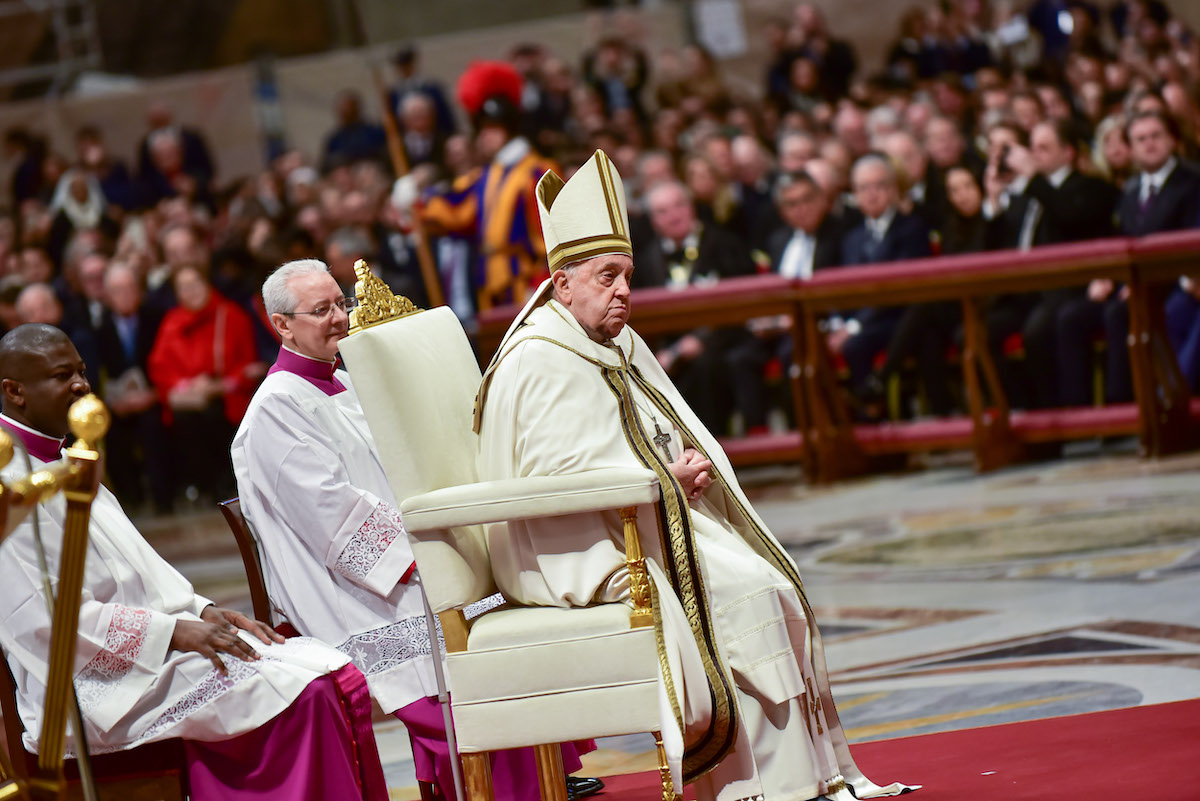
top-left (984, 118), bottom-right (1120, 409)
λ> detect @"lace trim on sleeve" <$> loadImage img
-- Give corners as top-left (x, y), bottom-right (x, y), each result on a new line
top-left (74, 606), bottom-right (152, 715)
top-left (333, 502), bottom-right (405, 582)
top-left (335, 593), bottom-right (509, 678)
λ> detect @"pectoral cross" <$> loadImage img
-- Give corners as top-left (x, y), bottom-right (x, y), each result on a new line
top-left (652, 420), bottom-right (673, 463)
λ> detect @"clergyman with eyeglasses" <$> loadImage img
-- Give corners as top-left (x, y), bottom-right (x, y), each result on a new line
top-left (230, 259), bottom-right (600, 801)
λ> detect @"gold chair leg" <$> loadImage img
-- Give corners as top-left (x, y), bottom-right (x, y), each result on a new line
top-left (652, 731), bottom-right (681, 801)
top-left (461, 752), bottom-right (494, 801)
top-left (534, 743), bottom-right (566, 801)
top-left (0, 780), bottom-right (27, 801)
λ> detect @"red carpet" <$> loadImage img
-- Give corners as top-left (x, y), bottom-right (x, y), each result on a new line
top-left (599, 699), bottom-right (1200, 800)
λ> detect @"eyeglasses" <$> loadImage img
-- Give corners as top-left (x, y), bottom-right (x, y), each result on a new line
top-left (280, 296), bottom-right (359, 319)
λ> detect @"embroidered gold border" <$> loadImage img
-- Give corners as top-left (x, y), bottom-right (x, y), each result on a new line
top-left (598, 152), bottom-right (627, 239)
top-left (627, 366), bottom-right (883, 781)
top-left (547, 235), bottom-right (633, 272)
top-left (604, 356), bottom-right (737, 783)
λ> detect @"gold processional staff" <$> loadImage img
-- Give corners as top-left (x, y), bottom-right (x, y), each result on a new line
top-left (0, 394), bottom-right (109, 801)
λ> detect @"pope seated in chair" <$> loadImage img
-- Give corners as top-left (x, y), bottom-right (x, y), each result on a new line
top-left (474, 151), bottom-right (920, 801)
top-left (0, 324), bottom-right (389, 801)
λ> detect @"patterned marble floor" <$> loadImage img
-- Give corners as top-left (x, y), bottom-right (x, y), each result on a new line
top-left (156, 446), bottom-right (1200, 798)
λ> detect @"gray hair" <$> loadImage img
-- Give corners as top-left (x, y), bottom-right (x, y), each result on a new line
top-left (326, 226), bottom-right (372, 259)
top-left (850, 153), bottom-right (897, 187)
top-left (866, 105), bottom-right (901, 138)
top-left (772, 170), bottom-right (819, 202)
top-left (776, 129), bottom-right (816, 155)
top-left (103, 261), bottom-right (140, 289)
top-left (400, 92), bottom-right (433, 116)
top-left (263, 259), bottom-right (331, 316)
top-left (644, 179), bottom-right (691, 209)
top-left (550, 258), bottom-right (586, 303)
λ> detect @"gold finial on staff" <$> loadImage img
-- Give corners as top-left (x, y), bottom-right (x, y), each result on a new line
top-left (66, 394), bottom-right (110, 455)
top-left (348, 259), bottom-right (422, 335)
top-left (0, 430), bottom-right (13, 472)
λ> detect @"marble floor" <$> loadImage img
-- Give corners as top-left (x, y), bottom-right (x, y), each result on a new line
top-left (150, 444), bottom-right (1200, 798)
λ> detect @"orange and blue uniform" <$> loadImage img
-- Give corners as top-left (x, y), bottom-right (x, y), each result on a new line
top-left (420, 144), bottom-right (557, 311)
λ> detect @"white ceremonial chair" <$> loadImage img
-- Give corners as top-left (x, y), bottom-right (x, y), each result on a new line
top-left (339, 274), bottom-right (677, 801)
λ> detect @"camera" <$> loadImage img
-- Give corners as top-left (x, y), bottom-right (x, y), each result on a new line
top-left (997, 144), bottom-right (1014, 176)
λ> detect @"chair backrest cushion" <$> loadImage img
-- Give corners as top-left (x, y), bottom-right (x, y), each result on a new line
top-left (339, 306), bottom-right (496, 609)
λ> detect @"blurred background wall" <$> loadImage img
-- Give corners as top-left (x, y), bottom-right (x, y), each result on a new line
top-left (0, 0), bottom-right (1197, 199)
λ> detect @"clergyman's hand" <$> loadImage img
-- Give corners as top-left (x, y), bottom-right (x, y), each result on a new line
top-left (170, 606), bottom-right (284, 674)
top-left (668, 448), bottom-right (714, 502)
top-left (202, 605), bottom-right (285, 646)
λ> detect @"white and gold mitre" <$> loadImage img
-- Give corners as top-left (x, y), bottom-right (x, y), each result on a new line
top-left (536, 149), bottom-right (632, 273)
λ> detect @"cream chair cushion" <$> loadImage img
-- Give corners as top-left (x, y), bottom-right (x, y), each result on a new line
top-left (447, 604), bottom-right (661, 752)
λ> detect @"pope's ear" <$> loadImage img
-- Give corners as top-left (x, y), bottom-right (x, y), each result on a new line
top-left (550, 269), bottom-right (571, 303)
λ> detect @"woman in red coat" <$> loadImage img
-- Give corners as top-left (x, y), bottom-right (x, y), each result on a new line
top-left (148, 264), bottom-right (263, 504)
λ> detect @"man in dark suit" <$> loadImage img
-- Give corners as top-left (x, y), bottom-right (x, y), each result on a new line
top-left (754, 171), bottom-right (842, 424)
top-left (320, 90), bottom-right (387, 173)
top-left (397, 93), bottom-right (447, 172)
top-left (997, 118), bottom-right (1120, 407)
top-left (136, 102), bottom-right (215, 210)
top-left (1081, 110), bottom-right (1200, 402)
top-left (96, 263), bottom-right (171, 514)
top-left (766, 171), bottom-right (842, 280)
top-left (388, 43), bottom-right (456, 138)
top-left (880, 130), bottom-right (946, 236)
top-left (634, 180), bottom-right (757, 433)
top-left (832, 154), bottom-right (931, 395)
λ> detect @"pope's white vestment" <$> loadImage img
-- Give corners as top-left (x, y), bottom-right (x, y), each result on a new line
top-left (477, 295), bottom-right (912, 801)
top-left (232, 365), bottom-right (439, 714)
top-left (0, 426), bottom-right (349, 754)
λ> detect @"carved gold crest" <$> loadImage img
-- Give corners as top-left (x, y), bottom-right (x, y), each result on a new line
top-left (347, 259), bottom-right (422, 334)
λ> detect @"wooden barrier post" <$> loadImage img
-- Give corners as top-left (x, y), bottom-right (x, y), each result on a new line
top-left (960, 296), bottom-right (1026, 471)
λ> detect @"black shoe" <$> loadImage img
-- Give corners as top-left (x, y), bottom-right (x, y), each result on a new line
top-left (566, 775), bottom-right (605, 800)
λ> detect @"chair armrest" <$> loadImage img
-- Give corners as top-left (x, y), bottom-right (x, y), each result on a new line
top-left (400, 468), bottom-right (660, 533)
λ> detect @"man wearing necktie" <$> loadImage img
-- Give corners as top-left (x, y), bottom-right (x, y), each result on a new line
top-left (96, 263), bottom-right (170, 513)
top-left (755, 171), bottom-right (844, 426)
top-left (832, 155), bottom-right (931, 399)
top-left (632, 180), bottom-right (758, 434)
top-left (1078, 110), bottom-right (1200, 402)
top-left (767, 171), bottom-right (841, 282)
top-left (998, 118), bottom-right (1119, 409)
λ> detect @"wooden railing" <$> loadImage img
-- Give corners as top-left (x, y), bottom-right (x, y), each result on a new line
top-left (476, 230), bottom-right (1200, 483)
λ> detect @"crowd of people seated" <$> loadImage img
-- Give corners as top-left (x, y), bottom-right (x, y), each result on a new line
top-left (1, 0), bottom-right (1198, 512)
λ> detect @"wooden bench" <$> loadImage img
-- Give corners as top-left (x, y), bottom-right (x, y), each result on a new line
top-left (475, 231), bottom-right (1200, 483)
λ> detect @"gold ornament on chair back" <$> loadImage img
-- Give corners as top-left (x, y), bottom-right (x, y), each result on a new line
top-left (348, 259), bottom-right (422, 335)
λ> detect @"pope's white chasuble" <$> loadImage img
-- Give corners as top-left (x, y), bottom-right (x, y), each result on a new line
top-left (0, 447), bottom-right (348, 755)
top-left (477, 294), bottom-right (914, 801)
top-left (233, 369), bottom-right (439, 714)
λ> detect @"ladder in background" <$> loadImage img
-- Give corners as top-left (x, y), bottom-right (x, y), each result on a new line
top-left (0, 0), bottom-right (102, 96)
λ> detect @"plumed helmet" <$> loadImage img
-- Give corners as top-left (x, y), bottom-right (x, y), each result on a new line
top-left (456, 60), bottom-right (523, 132)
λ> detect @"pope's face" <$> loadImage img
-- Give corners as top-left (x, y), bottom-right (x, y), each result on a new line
top-left (274, 271), bottom-right (349, 361)
top-left (555, 254), bottom-right (634, 343)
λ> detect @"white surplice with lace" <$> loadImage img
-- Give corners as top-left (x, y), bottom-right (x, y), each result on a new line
top-left (232, 370), bottom-right (439, 714)
top-left (0, 454), bottom-right (349, 755)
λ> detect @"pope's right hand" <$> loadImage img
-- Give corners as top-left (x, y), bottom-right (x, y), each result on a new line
top-left (170, 619), bottom-right (262, 675)
top-left (669, 448), bottom-right (713, 502)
